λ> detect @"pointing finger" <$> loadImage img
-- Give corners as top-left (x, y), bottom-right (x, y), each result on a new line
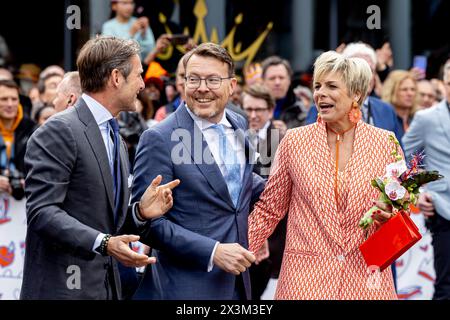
top-left (160, 179), bottom-right (181, 190)
top-left (149, 175), bottom-right (163, 189)
top-left (121, 235), bottom-right (140, 243)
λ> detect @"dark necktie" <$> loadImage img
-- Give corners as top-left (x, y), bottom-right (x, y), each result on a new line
top-left (109, 118), bottom-right (122, 223)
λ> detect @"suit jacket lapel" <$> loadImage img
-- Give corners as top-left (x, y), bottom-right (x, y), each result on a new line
top-left (175, 106), bottom-right (235, 209)
top-left (76, 99), bottom-right (115, 216)
top-left (312, 121), bottom-right (344, 248)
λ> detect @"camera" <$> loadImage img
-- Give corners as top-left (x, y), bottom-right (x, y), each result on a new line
top-left (118, 112), bottom-right (147, 146)
top-left (169, 34), bottom-right (189, 46)
top-left (1, 169), bottom-right (25, 200)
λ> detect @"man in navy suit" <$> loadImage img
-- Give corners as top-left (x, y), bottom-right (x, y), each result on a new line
top-left (131, 43), bottom-right (265, 300)
top-left (306, 43), bottom-right (404, 141)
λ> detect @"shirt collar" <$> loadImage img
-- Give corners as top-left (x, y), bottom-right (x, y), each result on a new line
top-left (184, 103), bottom-right (232, 131)
top-left (257, 121), bottom-right (271, 140)
top-left (82, 93), bottom-right (114, 126)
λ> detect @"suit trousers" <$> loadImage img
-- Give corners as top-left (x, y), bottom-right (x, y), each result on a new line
top-left (232, 275), bottom-right (247, 300)
top-left (427, 212), bottom-right (450, 300)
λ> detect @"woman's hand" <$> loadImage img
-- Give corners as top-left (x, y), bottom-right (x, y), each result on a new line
top-left (371, 200), bottom-right (393, 227)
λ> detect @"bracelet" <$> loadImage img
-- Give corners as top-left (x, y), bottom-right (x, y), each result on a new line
top-left (99, 234), bottom-right (112, 256)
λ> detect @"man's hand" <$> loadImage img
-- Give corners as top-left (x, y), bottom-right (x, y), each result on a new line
top-left (155, 34), bottom-right (171, 54)
top-left (138, 17), bottom-right (149, 37)
top-left (138, 175), bottom-right (180, 220)
top-left (213, 243), bottom-right (256, 275)
top-left (418, 192), bottom-right (435, 217)
top-left (254, 240), bottom-right (270, 265)
top-left (183, 37), bottom-right (196, 51)
top-left (0, 175), bottom-right (12, 194)
top-left (107, 235), bottom-right (155, 267)
top-left (138, 17), bottom-right (149, 29)
top-left (130, 20), bottom-right (142, 37)
top-left (410, 67), bottom-right (425, 81)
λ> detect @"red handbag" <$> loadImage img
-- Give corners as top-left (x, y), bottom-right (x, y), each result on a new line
top-left (359, 210), bottom-right (422, 271)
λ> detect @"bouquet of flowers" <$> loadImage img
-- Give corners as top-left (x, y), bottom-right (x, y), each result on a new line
top-left (359, 135), bottom-right (443, 230)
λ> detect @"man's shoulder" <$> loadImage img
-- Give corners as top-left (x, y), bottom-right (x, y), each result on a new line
top-left (141, 112), bottom-right (177, 140)
top-left (226, 108), bottom-right (247, 129)
top-left (53, 106), bottom-right (80, 123)
top-left (364, 121), bottom-right (392, 135)
top-left (33, 107), bottom-right (80, 138)
top-left (370, 96), bottom-right (392, 108)
top-left (16, 116), bottom-right (37, 133)
top-left (416, 101), bottom-right (446, 119)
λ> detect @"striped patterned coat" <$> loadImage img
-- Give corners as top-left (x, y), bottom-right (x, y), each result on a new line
top-left (248, 120), bottom-right (399, 300)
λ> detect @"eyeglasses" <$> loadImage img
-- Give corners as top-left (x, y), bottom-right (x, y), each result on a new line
top-left (185, 75), bottom-right (233, 89)
top-left (244, 107), bottom-right (270, 114)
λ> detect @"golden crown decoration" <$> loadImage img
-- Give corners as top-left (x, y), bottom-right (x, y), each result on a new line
top-left (157, 0), bottom-right (273, 67)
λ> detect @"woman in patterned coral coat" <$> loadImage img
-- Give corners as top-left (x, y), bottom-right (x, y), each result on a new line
top-left (248, 51), bottom-right (401, 300)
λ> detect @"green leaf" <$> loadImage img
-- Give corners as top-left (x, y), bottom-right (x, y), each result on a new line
top-left (372, 178), bottom-right (385, 193)
top-left (402, 171), bottom-right (444, 190)
top-left (359, 206), bottom-right (377, 230)
top-left (379, 192), bottom-right (393, 206)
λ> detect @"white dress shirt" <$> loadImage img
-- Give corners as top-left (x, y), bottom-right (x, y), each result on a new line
top-left (82, 94), bottom-right (115, 253)
top-left (249, 120), bottom-right (271, 149)
top-left (82, 94), bottom-right (142, 254)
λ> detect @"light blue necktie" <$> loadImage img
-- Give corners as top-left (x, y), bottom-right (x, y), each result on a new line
top-left (211, 124), bottom-right (242, 207)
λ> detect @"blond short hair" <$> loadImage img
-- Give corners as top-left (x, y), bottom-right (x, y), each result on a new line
top-left (381, 70), bottom-right (417, 114)
top-left (313, 51), bottom-right (372, 105)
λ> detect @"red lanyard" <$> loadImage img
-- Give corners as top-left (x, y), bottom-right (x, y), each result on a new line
top-left (326, 124), bottom-right (355, 201)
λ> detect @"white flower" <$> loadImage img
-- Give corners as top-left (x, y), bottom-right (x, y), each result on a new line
top-left (385, 160), bottom-right (407, 178)
top-left (384, 181), bottom-right (407, 201)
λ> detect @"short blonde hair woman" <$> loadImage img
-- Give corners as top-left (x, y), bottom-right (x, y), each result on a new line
top-left (381, 70), bottom-right (417, 132)
top-left (248, 51), bottom-right (402, 300)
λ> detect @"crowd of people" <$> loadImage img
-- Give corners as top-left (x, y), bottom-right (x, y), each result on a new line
top-left (0, 0), bottom-right (450, 301)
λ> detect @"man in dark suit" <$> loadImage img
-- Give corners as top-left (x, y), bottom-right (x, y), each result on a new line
top-left (21, 37), bottom-right (179, 300)
top-left (131, 43), bottom-right (265, 300)
top-left (261, 56), bottom-right (308, 129)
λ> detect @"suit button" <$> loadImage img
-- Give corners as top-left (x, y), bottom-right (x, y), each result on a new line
top-left (337, 255), bottom-right (345, 262)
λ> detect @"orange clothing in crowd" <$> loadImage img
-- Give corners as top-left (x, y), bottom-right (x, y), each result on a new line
top-left (0, 103), bottom-right (24, 159)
